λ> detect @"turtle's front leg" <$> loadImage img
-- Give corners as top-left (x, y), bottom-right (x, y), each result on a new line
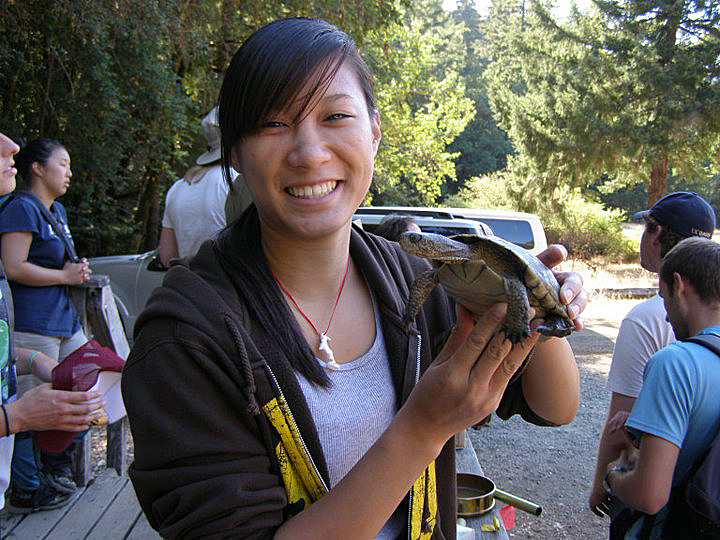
top-left (404, 269), bottom-right (439, 332)
top-left (501, 278), bottom-right (532, 344)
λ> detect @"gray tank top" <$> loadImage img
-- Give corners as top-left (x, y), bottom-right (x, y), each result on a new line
top-left (296, 296), bottom-right (404, 539)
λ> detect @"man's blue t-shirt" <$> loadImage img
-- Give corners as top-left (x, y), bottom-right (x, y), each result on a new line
top-left (627, 326), bottom-right (720, 486)
top-left (0, 197), bottom-right (81, 337)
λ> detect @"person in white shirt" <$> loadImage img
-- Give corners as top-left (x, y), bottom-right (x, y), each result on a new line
top-left (158, 107), bottom-right (251, 266)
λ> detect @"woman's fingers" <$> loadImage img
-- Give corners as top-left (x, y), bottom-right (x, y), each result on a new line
top-left (433, 305), bottom-right (477, 366)
top-left (536, 244), bottom-right (567, 269)
top-left (480, 332), bottom-right (539, 391)
top-left (447, 303), bottom-right (508, 373)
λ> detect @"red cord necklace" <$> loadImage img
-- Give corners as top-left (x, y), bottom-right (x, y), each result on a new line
top-left (271, 255), bottom-right (350, 370)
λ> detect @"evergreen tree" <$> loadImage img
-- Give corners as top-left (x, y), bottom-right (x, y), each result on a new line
top-left (485, 0), bottom-right (720, 208)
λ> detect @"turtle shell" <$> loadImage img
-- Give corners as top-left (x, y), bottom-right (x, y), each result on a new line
top-left (408, 232), bottom-right (574, 342)
top-left (438, 234), bottom-right (567, 319)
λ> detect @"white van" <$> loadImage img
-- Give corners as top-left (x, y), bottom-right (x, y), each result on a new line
top-left (354, 206), bottom-right (548, 255)
top-left (353, 214), bottom-right (486, 237)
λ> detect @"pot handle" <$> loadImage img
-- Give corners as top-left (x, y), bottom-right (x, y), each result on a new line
top-left (494, 488), bottom-right (542, 516)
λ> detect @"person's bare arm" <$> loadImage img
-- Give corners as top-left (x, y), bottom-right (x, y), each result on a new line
top-left (14, 348), bottom-right (57, 381)
top-left (158, 227), bottom-right (179, 267)
top-left (2, 385), bottom-right (104, 436)
top-left (518, 244), bottom-right (585, 425)
top-left (273, 304), bottom-right (539, 540)
top-left (589, 393), bottom-right (637, 516)
top-left (520, 337), bottom-right (580, 425)
top-left (2, 232), bottom-right (87, 285)
top-left (606, 434), bottom-right (679, 515)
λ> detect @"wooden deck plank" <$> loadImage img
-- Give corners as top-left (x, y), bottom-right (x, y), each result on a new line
top-left (126, 512), bottom-right (162, 540)
top-left (48, 472), bottom-right (128, 539)
top-left (8, 471), bottom-right (126, 540)
top-left (0, 510), bottom-right (26, 540)
top-left (1, 491), bottom-right (80, 540)
top-left (85, 479), bottom-right (143, 540)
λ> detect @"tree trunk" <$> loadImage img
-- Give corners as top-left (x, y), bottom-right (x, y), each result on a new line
top-left (647, 156), bottom-right (668, 208)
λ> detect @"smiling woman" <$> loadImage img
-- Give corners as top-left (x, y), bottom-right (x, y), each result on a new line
top-left (122, 17), bottom-right (586, 540)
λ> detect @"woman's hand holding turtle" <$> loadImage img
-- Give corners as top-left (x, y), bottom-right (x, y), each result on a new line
top-left (398, 304), bottom-right (539, 456)
top-left (537, 244), bottom-right (588, 331)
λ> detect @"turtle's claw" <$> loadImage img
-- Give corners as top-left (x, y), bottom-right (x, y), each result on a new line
top-left (502, 324), bottom-right (531, 345)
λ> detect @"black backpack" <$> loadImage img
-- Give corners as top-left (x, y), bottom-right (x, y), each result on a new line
top-left (662, 333), bottom-right (720, 539)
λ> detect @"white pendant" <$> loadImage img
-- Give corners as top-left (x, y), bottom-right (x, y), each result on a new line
top-left (318, 333), bottom-right (340, 370)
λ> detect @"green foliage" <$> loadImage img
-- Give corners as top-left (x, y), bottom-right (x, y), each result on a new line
top-left (1, 0), bottom-right (417, 255)
top-left (484, 0), bottom-right (720, 206)
top-left (366, 0), bottom-right (476, 206)
top-left (0, 0), bottom-right (192, 255)
top-left (446, 0), bottom-right (513, 192)
top-left (543, 189), bottom-right (637, 262)
top-left (443, 171), bottom-right (518, 210)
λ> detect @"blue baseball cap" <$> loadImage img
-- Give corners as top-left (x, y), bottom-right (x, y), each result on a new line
top-left (633, 192), bottom-right (716, 239)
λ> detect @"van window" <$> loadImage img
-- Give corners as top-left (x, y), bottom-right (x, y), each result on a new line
top-left (361, 223), bottom-right (478, 237)
top-left (475, 219), bottom-right (535, 250)
top-left (420, 225), bottom-right (479, 236)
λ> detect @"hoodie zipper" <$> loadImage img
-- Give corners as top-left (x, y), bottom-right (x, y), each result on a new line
top-left (407, 332), bottom-right (422, 540)
top-left (264, 363), bottom-right (330, 495)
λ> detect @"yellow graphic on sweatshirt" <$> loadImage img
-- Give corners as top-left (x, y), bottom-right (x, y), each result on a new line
top-left (262, 396), bottom-right (327, 511)
top-left (410, 461), bottom-right (437, 540)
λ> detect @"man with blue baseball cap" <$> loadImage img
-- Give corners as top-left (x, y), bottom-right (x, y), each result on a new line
top-left (632, 192), bottom-right (715, 240)
top-left (589, 191), bottom-right (716, 519)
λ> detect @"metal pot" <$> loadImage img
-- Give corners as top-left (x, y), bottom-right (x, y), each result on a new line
top-left (456, 473), bottom-right (496, 517)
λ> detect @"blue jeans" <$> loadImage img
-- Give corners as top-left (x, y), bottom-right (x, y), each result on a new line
top-left (10, 432), bottom-right (39, 491)
top-left (10, 431), bottom-right (85, 492)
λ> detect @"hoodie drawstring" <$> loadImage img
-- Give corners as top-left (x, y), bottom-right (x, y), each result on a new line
top-left (223, 314), bottom-right (260, 416)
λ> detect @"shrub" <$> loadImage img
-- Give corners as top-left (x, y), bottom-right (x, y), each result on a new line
top-left (443, 172), bottom-right (517, 210)
top-left (542, 190), bottom-right (637, 263)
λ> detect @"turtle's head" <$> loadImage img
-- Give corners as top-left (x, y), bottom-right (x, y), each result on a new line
top-left (398, 231), bottom-right (445, 257)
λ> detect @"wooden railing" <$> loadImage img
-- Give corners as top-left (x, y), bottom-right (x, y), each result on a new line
top-left (70, 275), bottom-right (130, 486)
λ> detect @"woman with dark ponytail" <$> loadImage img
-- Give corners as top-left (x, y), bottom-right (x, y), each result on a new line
top-left (0, 131), bottom-right (101, 512)
top-left (0, 137), bottom-right (93, 512)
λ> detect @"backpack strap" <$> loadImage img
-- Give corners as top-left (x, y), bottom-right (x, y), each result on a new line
top-left (11, 191), bottom-right (79, 263)
top-left (683, 334), bottom-right (720, 357)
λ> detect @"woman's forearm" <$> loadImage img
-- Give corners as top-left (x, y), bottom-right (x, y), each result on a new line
top-left (274, 411), bottom-right (440, 540)
top-left (5, 259), bottom-right (70, 286)
top-left (521, 337), bottom-right (579, 425)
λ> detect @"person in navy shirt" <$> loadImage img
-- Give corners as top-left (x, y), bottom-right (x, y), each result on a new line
top-left (0, 131), bottom-right (102, 512)
top-left (0, 137), bottom-right (94, 512)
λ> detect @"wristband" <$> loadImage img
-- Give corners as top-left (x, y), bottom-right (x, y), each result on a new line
top-left (28, 351), bottom-right (40, 373)
top-left (603, 465), bottom-right (627, 494)
top-left (1, 404), bottom-right (9, 437)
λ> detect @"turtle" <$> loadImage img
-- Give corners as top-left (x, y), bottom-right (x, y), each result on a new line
top-left (399, 231), bottom-right (575, 344)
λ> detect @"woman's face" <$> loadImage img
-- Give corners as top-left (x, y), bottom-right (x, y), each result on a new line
top-left (234, 62), bottom-right (381, 241)
top-left (0, 132), bottom-right (20, 196)
top-left (35, 146), bottom-right (72, 199)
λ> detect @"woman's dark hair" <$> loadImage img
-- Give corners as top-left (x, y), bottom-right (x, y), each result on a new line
top-left (218, 18), bottom-right (376, 186)
top-left (374, 214), bottom-right (418, 242)
top-left (14, 138), bottom-right (65, 184)
top-left (215, 206), bottom-right (332, 387)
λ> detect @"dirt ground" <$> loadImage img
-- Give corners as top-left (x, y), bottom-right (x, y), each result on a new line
top-left (471, 292), bottom-right (653, 539)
